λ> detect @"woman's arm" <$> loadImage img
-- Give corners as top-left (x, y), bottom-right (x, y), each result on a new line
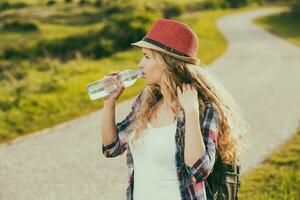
top-left (101, 102), bottom-right (118, 148)
top-left (184, 109), bottom-right (205, 166)
top-left (101, 101), bottom-right (134, 158)
top-left (177, 84), bottom-right (219, 183)
top-left (101, 89), bottom-right (145, 158)
top-left (184, 105), bottom-right (219, 183)
top-left (100, 71), bottom-right (125, 158)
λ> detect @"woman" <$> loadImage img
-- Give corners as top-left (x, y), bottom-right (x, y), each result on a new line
top-left (101, 19), bottom-right (249, 200)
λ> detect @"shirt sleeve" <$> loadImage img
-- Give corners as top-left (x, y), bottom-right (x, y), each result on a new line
top-left (185, 104), bottom-right (220, 183)
top-left (102, 89), bottom-right (145, 158)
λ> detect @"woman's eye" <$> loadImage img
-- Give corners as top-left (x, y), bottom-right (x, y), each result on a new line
top-left (143, 54), bottom-right (149, 59)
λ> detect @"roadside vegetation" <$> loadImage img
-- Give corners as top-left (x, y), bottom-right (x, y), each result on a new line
top-left (239, 127), bottom-right (300, 199)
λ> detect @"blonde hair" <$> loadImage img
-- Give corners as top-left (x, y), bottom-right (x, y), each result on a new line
top-left (128, 49), bottom-right (250, 164)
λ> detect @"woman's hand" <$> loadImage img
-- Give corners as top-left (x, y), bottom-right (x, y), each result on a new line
top-left (177, 83), bottom-right (199, 114)
top-left (103, 71), bottom-right (125, 106)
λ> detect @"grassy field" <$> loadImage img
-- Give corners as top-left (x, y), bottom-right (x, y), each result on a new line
top-left (239, 128), bottom-right (300, 199)
top-left (0, 2), bottom-right (278, 144)
top-left (254, 8), bottom-right (300, 47)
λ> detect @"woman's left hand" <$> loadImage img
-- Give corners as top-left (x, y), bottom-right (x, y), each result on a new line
top-left (177, 83), bottom-right (199, 114)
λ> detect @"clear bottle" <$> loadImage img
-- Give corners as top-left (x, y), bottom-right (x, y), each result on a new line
top-left (86, 69), bottom-right (143, 100)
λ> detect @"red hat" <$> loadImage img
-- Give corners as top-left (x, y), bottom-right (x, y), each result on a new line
top-left (131, 19), bottom-right (200, 65)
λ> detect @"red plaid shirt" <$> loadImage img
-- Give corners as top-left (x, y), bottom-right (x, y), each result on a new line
top-left (102, 89), bottom-right (219, 200)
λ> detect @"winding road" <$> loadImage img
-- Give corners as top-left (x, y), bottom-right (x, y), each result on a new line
top-left (1, 6), bottom-right (299, 200)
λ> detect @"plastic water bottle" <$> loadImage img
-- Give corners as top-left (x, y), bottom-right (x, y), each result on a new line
top-left (86, 69), bottom-right (143, 100)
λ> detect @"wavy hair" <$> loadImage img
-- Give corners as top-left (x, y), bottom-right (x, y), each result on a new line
top-left (128, 49), bottom-right (250, 164)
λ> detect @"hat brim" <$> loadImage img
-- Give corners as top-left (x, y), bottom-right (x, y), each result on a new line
top-left (131, 40), bottom-right (200, 65)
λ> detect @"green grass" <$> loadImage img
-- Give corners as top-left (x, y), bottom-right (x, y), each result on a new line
top-left (239, 128), bottom-right (300, 200)
top-left (254, 8), bottom-right (300, 47)
top-left (0, 3), bottom-right (280, 144)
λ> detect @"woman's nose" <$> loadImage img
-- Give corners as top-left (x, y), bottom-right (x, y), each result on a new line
top-left (138, 66), bottom-right (142, 70)
top-left (138, 65), bottom-right (144, 70)
top-left (138, 58), bottom-right (145, 70)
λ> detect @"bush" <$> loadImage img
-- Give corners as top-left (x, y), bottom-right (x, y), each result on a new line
top-left (11, 2), bottom-right (27, 9)
top-left (64, 0), bottom-right (72, 3)
top-left (12, 68), bottom-right (28, 80)
top-left (102, 3), bottom-right (135, 16)
top-left (36, 61), bottom-right (51, 72)
top-left (2, 21), bottom-right (39, 32)
top-left (87, 38), bottom-right (114, 59)
top-left (0, 2), bottom-right (27, 11)
top-left (224, 0), bottom-right (249, 8)
top-left (101, 10), bottom-right (160, 51)
top-left (0, 61), bottom-right (29, 81)
top-left (0, 100), bottom-right (14, 112)
top-left (185, 0), bottom-right (220, 12)
top-left (38, 81), bottom-right (61, 93)
top-left (1, 31), bottom-right (102, 61)
top-left (0, 62), bottom-right (17, 80)
top-left (163, 3), bottom-right (184, 19)
top-left (79, 0), bottom-right (89, 5)
top-left (0, 2), bottom-right (9, 10)
top-left (37, 31), bottom-right (102, 60)
top-left (95, 0), bottom-right (102, 7)
top-left (47, 0), bottom-right (56, 5)
top-left (15, 85), bottom-right (27, 97)
top-left (36, 75), bottom-right (64, 94)
top-left (3, 48), bottom-right (29, 60)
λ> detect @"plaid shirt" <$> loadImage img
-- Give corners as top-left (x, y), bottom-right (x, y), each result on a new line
top-left (102, 89), bottom-right (219, 200)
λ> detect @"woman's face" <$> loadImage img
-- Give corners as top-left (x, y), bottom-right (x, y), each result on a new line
top-left (138, 48), bottom-right (164, 86)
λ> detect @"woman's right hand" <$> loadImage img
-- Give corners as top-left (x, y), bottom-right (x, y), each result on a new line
top-left (103, 71), bottom-right (125, 106)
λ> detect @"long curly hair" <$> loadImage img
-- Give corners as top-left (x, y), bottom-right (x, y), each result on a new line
top-left (128, 48), bottom-right (250, 164)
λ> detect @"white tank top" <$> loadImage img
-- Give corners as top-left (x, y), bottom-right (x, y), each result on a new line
top-left (129, 121), bottom-right (181, 200)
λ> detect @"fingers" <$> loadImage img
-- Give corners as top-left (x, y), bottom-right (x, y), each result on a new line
top-left (177, 83), bottom-right (194, 93)
top-left (186, 83), bottom-right (194, 90)
top-left (177, 85), bottom-right (182, 94)
top-left (108, 71), bottom-right (125, 89)
top-left (111, 75), bottom-right (122, 88)
top-left (109, 70), bottom-right (120, 75)
top-left (182, 83), bottom-right (190, 91)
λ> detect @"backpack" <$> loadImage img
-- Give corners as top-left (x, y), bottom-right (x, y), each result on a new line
top-left (205, 154), bottom-right (241, 200)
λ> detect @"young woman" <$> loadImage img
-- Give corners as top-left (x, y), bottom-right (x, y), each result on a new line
top-left (101, 19), bottom-right (249, 200)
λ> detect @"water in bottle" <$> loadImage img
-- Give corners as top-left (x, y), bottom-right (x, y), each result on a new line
top-left (86, 69), bottom-right (143, 100)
